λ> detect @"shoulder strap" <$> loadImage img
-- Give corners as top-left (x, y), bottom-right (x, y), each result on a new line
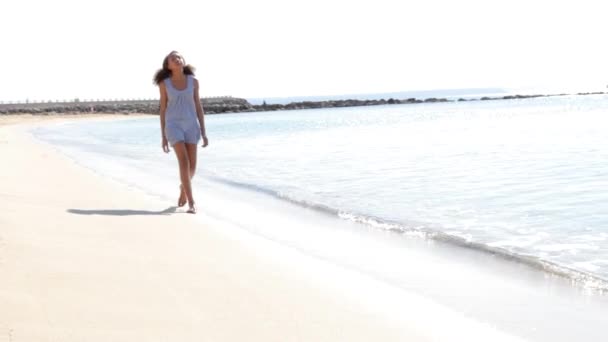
top-left (187, 75), bottom-right (194, 90)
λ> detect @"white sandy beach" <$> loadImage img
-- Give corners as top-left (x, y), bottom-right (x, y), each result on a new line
top-left (0, 115), bottom-right (533, 341)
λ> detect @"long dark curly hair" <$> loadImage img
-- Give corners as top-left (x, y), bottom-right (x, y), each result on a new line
top-left (153, 51), bottom-right (196, 85)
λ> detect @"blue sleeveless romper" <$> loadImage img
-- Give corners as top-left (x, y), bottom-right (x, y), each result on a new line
top-left (163, 75), bottom-right (201, 146)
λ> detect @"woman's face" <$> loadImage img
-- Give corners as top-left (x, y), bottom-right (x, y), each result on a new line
top-left (167, 52), bottom-right (185, 71)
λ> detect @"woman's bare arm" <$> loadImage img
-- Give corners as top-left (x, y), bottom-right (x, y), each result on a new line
top-left (193, 78), bottom-right (206, 137)
top-left (159, 82), bottom-right (169, 152)
top-left (193, 78), bottom-right (208, 147)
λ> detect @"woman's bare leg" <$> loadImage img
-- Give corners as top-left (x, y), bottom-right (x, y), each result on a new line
top-left (185, 143), bottom-right (198, 178)
top-left (178, 143), bottom-right (198, 207)
top-left (185, 143), bottom-right (198, 213)
top-left (178, 185), bottom-right (187, 207)
top-left (173, 142), bottom-right (195, 212)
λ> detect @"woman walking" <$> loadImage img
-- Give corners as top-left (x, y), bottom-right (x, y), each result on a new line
top-left (154, 51), bottom-right (208, 214)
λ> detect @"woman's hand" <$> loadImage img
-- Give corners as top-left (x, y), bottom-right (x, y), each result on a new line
top-left (162, 136), bottom-right (170, 153)
top-left (201, 135), bottom-right (209, 148)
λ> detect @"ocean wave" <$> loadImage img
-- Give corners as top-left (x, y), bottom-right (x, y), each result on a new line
top-left (208, 176), bottom-right (608, 292)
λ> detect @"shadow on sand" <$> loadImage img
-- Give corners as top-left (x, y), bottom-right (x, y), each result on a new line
top-left (67, 206), bottom-right (178, 216)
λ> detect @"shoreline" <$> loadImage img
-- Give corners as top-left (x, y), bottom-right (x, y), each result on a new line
top-left (0, 115), bottom-right (532, 341)
top-left (209, 176), bottom-right (608, 292)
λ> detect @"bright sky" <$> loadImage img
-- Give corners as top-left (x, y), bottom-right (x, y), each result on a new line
top-left (1, 0), bottom-right (607, 102)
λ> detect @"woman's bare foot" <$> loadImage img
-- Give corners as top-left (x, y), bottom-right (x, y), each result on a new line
top-left (187, 203), bottom-right (197, 214)
top-left (178, 185), bottom-right (187, 207)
